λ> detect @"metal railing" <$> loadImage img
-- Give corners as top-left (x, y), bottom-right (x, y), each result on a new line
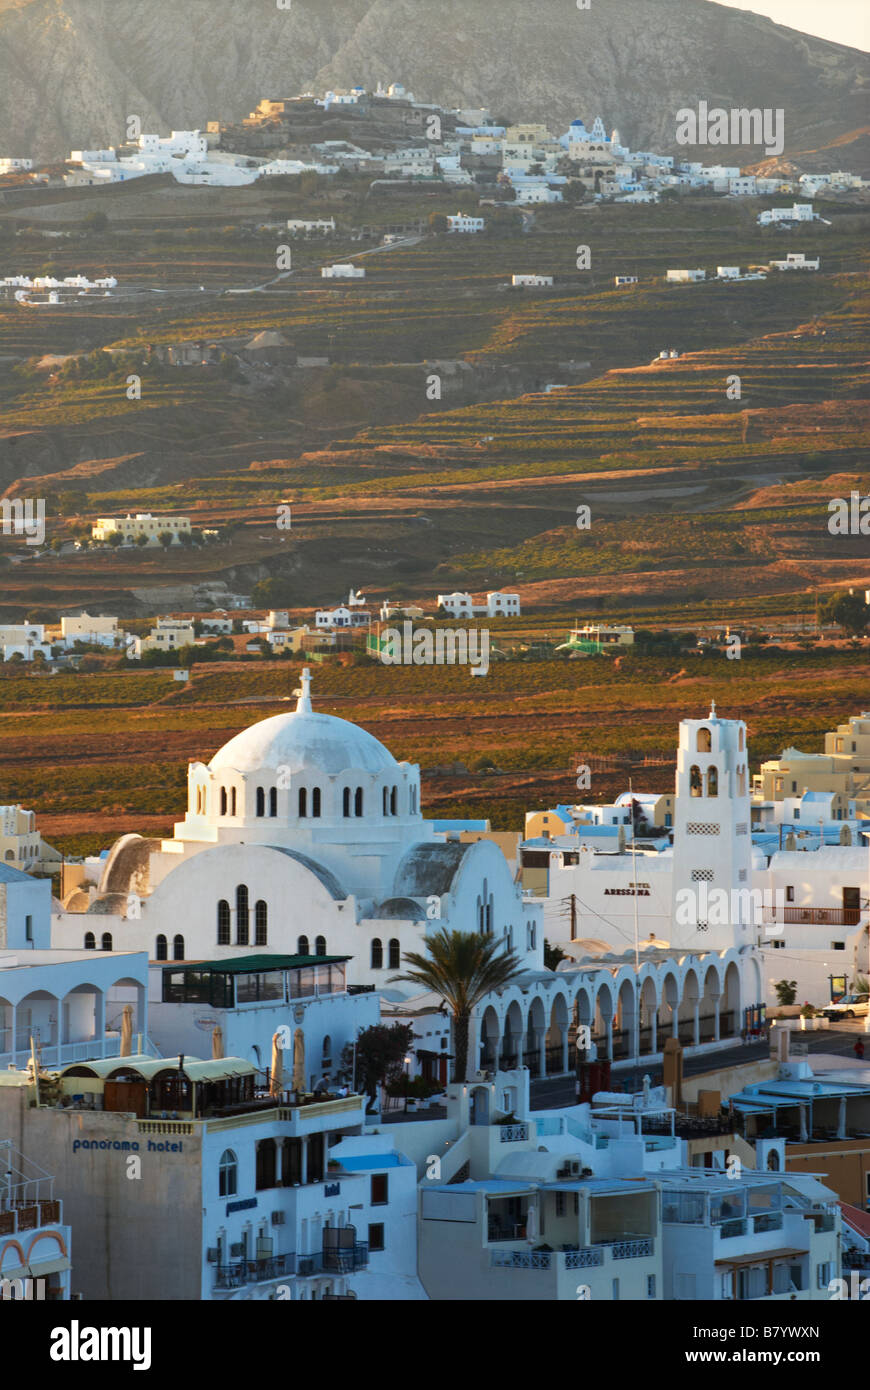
top-left (499, 1124), bottom-right (529, 1143)
top-left (772, 907), bottom-right (861, 926)
top-left (610, 1238), bottom-right (654, 1259)
top-left (214, 1253), bottom-right (295, 1288)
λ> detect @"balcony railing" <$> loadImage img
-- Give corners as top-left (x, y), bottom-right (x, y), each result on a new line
top-left (753, 1212), bottom-right (783, 1234)
top-left (719, 1219), bottom-right (747, 1239)
top-left (322, 1242), bottom-right (369, 1274)
top-left (772, 907), bottom-right (861, 926)
top-left (499, 1124), bottom-right (529, 1143)
top-left (214, 1253), bottom-right (295, 1288)
top-left (610, 1238), bottom-right (654, 1259)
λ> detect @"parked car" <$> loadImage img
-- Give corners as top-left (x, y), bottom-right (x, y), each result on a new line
top-left (823, 993), bottom-right (870, 1019)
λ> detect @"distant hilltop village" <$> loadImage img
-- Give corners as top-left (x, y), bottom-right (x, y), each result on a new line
top-left (0, 83), bottom-right (866, 203)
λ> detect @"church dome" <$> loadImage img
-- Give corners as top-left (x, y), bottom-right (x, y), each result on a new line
top-left (208, 669), bottom-right (400, 778)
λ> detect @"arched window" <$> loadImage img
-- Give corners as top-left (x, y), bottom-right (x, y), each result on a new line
top-left (236, 885), bottom-right (249, 945)
top-left (371, 938), bottom-right (383, 969)
top-left (388, 938), bottom-right (400, 969)
top-left (230, 787), bottom-right (237, 817)
top-left (4, 850), bottom-right (13, 861)
top-left (298, 787), bottom-right (307, 818)
top-left (739, 727), bottom-right (745, 751)
top-left (382, 786), bottom-right (388, 816)
top-left (697, 727), bottom-right (712, 753)
top-left (173, 934), bottom-right (185, 960)
top-left (737, 767), bottom-right (746, 797)
top-left (354, 787), bottom-right (363, 817)
top-left (101, 932), bottom-right (113, 950)
top-left (315, 934), bottom-right (326, 957)
top-left (84, 932), bottom-right (95, 950)
top-left (269, 787), bottom-right (277, 817)
top-left (766, 1149), bottom-right (780, 1171)
top-left (255, 901), bottom-right (268, 946)
top-left (390, 786), bottom-right (397, 816)
top-left (706, 766), bottom-right (718, 797)
top-left (689, 765), bottom-right (703, 798)
top-left (256, 787), bottom-right (265, 818)
top-left (312, 787), bottom-right (321, 818)
top-left (155, 934), bottom-right (168, 961)
top-left (219, 1149), bottom-right (238, 1198)
top-left (322, 1034), bottom-right (332, 1066)
top-left (343, 788), bottom-right (351, 818)
top-left (220, 787), bottom-right (228, 816)
top-left (410, 785), bottom-right (417, 814)
top-left (217, 900), bottom-right (231, 944)
top-left (297, 935), bottom-right (309, 956)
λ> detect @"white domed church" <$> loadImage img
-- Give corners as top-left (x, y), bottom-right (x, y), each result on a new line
top-left (52, 671), bottom-right (543, 991)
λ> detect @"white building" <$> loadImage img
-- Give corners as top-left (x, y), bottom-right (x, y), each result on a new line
top-left (757, 203), bottom-right (816, 226)
top-left (286, 219), bottom-right (336, 235)
top-left (0, 624), bottom-right (52, 662)
top-left (128, 620), bottom-right (195, 659)
top-left (0, 158), bottom-right (33, 173)
top-left (729, 176), bottom-right (757, 196)
top-left (92, 514), bottom-right (191, 545)
top-left (60, 614), bottom-right (122, 649)
top-left (321, 264), bottom-right (365, 279)
top-left (51, 671), bottom-right (544, 1001)
top-left (511, 274), bottom-right (554, 288)
top-left (716, 266), bottom-right (741, 279)
top-left (0, 806), bottom-right (60, 874)
top-left (768, 253), bottom-right (820, 271)
top-left (666, 269), bottom-right (706, 284)
top-left (437, 591), bottom-right (520, 618)
top-left (0, 1144), bottom-right (72, 1300)
top-left (614, 276), bottom-right (638, 287)
top-left (446, 213), bottom-right (485, 233)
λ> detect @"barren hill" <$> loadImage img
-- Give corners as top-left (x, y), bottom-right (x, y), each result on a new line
top-left (0, 0), bottom-right (867, 164)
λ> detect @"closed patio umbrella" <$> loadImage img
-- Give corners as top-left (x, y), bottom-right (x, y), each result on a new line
top-left (212, 1025), bottom-right (224, 1060)
top-left (292, 1028), bottom-right (306, 1093)
top-left (120, 1004), bottom-right (133, 1057)
top-left (270, 1031), bottom-right (284, 1098)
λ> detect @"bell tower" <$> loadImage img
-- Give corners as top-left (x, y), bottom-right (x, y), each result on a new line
top-left (670, 703), bottom-right (754, 951)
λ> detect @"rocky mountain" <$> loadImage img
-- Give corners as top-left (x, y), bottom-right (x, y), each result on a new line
top-left (0, 0), bottom-right (867, 165)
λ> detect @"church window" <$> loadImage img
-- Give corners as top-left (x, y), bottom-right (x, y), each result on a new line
top-left (155, 934), bottom-right (168, 960)
top-left (84, 932), bottom-right (95, 950)
top-left (371, 938), bottom-right (383, 969)
top-left (315, 935), bottom-right (326, 957)
top-left (343, 788), bottom-right (351, 818)
top-left (390, 786), bottom-right (397, 816)
top-left (230, 787), bottom-right (237, 817)
top-left (354, 787), bottom-right (364, 817)
top-left (217, 901), bottom-right (231, 944)
top-left (173, 934), bottom-right (185, 960)
top-left (297, 935), bottom-right (309, 955)
top-left (220, 787), bottom-right (228, 816)
top-left (312, 787), bottom-right (321, 818)
top-left (738, 727), bottom-right (745, 751)
top-left (269, 787), bottom-right (277, 817)
top-left (697, 728), bottom-right (712, 753)
top-left (382, 787), bottom-right (388, 815)
top-left (255, 901), bottom-right (268, 946)
top-left (298, 787), bottom-right (307, 818)
top-left (388, 938), bottom-right (400, 969)
top-left (689, 765), bottom-right (702, 797)
top-left (706, 766), bottom-right (718, 797)
top-left (236, 885), bottom-right (249, 945)
top-left (737, 768), bottom-right (746, 796)
top-left (101, 932), bottom-right (113, 950)
top-left (256, 787), bottom-right (265, 818)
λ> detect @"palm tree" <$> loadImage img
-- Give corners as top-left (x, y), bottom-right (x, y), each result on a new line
top-left (389, 929), bottom-right (524, 1083)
